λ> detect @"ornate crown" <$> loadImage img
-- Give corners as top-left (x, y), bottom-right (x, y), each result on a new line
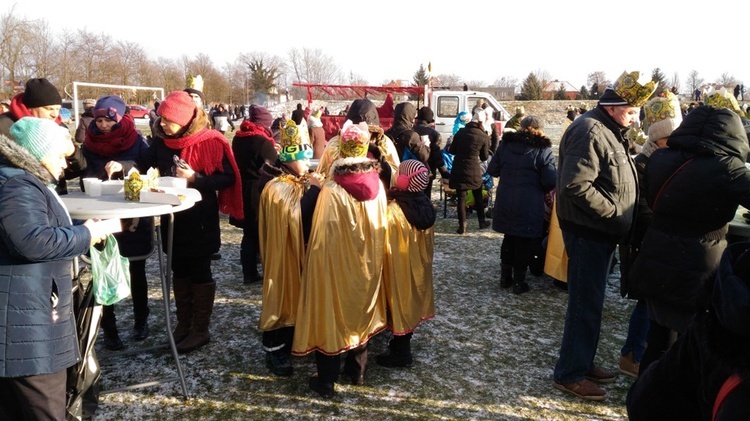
top-left (185, 74), bottom-right (204, 92)
top-left (644, 91), bottom-right (680, 126)
top-left (279, 120), bottom-right (312, 163)
top-left (339, 120), bottom-right (370, 158)
top-left (705, 86), bottom-right (743, 115)
top-left (614, 71), bottom-right (657, 107)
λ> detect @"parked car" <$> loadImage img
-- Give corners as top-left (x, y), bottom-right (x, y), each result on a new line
top-left (126, 104), bottom-right (150, 119)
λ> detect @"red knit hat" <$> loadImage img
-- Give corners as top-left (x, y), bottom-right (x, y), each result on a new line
top-left (158, 91), bottom-right (196, 127)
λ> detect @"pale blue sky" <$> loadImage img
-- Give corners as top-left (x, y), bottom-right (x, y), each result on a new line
top-left (8, 0), bottom-right (749, 91)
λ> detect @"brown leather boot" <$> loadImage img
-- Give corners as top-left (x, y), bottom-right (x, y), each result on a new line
top-left (171, 277), bottom-right (193, 344)
top-left (176, 281), bottom-right (216, 354)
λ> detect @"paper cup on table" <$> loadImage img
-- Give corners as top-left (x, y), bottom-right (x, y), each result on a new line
top-left (82, 178), bottom-right (102, 197)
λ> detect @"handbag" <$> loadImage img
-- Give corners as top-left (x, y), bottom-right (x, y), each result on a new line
top-left (91, 234), bottom-right (131, 306)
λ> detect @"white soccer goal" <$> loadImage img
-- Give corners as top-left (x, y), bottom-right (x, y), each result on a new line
top-left (68, 82), bottom-right (165, 128)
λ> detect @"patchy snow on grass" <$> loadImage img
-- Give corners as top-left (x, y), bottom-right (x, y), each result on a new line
top-left (91, 185), bottom-right (634, 420)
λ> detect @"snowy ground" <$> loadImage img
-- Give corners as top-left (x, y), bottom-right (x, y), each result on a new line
top-left (88, 182), bottom-right (635, 421)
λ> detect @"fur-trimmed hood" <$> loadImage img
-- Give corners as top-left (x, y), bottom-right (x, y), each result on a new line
top-left (500, 129), bottom-right (553, 149)
top-left (0, 134), bottom-right (56, 184)
top-left (330, 157), bottom-right (381, 201)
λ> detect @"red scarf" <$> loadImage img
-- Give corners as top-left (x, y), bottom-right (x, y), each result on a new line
top-left (235, 120), bottom-right (276, 145)
top-left (83, 114), bottom-right (138, 157)
top-left (8, 93), bottom-right (63, 125)
top-left (163, 129), bottom-right (244, 220)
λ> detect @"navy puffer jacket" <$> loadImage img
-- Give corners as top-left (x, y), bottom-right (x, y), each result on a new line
top-left (487, 129), bottom-right (556, 238)
top-left (0, 135), bottom-right (91, 377)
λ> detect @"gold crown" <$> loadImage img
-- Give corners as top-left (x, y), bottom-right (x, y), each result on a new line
top-left (644, 91), bottom-right (681, 126)
top-left (186, 74), bottom-right (204, 92)
top-left (614, 71), bottom-right (657, 107)
top-left (280, 120), bottom-right (303, 148)
top-left (339, 120), bottom-right (369, 158)
top-left (705, 87), bottom-right (743, 115)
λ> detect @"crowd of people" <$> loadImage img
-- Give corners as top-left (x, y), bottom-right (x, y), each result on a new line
top-left (1, 72), bottom-right (750, 418)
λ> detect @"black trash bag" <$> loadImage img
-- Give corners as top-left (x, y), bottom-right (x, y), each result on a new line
top-left (66, 265), bottom-right (102, 421)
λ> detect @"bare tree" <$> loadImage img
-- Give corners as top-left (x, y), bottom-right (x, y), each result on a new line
top-left (669, 72), bottom-right (681, 95)
top-left (685, 70), bottom-right (704, 96)
top-left (587, 71), bottom-right (610, 93)
top-left (0, 5), bottom-right (32, 90)
top-left (288, 47), bottom-right (342, 85)
top-left (433, 73), bottom-right (462, 89)
top-left (716, 72), bottom-right (737, 88)
top-left (493, 76), bottom-right (518, 89)
top-left (24, 18), bottom-right (56, 81)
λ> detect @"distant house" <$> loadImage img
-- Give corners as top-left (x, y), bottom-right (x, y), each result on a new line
top-left (543, 80), bottom-right (579, 100)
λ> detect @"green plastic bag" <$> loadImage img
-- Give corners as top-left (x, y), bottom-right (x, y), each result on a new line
top-left (91, 234), bottom-right (131, 306)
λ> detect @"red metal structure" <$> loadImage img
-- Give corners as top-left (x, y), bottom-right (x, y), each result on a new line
top-left (293, 83), bottom-right (428, 140)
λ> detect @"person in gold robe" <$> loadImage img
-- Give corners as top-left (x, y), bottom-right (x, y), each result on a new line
top-left (292, 120), bottom-right (389, 399)
top-left (257, 120), bottom-right (321, 377)
top-left (377, 159), bottom-right (436, 368)
top-left (316, 98), bottom-right (400, 187)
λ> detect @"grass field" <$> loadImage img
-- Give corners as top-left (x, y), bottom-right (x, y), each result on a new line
top-left (88, 184), bottom-right (635, 421)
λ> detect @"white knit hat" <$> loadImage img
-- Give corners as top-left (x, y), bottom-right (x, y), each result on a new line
top-left (644, 92), bottom-right (682, 141)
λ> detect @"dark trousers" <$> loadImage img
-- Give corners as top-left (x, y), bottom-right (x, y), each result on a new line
top-left (457, 188), bottom-right (485, 226)
top-left (315, 344), bottom-right (368, 384)
top-left (500, 235), bottom-right (543, 276)
top-left (262, 326), bottom-right (294, 354)
top-left (0, 369), bottom-right (67, 420)
top-left (172, 255), bottom-right (212, 284)
top-left (240, 221), bottom-right (260, 279)
top-left (640, 319), bottom-right (675, 374)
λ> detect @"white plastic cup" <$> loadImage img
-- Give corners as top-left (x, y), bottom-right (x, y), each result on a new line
top-left (82, 178), bottom-right (102, 197)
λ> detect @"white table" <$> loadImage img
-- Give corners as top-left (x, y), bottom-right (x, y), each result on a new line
top-left (728, 206), bottom-right (750, 239)
top-left (62, 191), bottom-right (199, 399)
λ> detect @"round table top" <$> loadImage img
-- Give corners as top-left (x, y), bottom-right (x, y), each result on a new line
top-left (728, 206), bottom-right (750, 238)
top-left (61, 191), bottom-right (197, 220)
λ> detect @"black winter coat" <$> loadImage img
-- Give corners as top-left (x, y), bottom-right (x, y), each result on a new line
top-left (231, 130), bottom-right (278, 228)
top-left (487, 129), bottom-right (556, 238)
top-left (0, 135), bottom-right (91, 377)
top-left (388, 189), bottom-right (436, 231)
top-left (385, 103), bottom-right (429, 165)
top-left (447, 122), bottom-right (490, 190)
top-left (629, 106), bottom-right (750, 330)
top-left (627, 241), bottom-right (750, 420)
top-left (413, 122), bottom-right (445, 177)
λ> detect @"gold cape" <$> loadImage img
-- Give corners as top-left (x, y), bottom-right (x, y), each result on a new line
top-left (291, 178), bottom-right (388, 356)
top-left (316, 133), bottom-right (400, 187)
top-left (383, 201), bottom-right (435, 334)
top-left (257, 174), bottom-right (307, 331)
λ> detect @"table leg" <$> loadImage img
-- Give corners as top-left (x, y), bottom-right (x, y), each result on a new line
top-left (161, 212), bottom-right (189, 399)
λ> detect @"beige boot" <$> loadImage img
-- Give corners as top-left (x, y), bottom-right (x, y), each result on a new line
top-left (176, 281), bottom-right (216, 354)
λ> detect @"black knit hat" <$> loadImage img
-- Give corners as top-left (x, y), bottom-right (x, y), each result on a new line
top-left (22, 78), bottom-right (62, 108)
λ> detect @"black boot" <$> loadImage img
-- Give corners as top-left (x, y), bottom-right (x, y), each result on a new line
top-left (500, 264), bottom-right (513, 289)
top-left (101, 305), bottom-right (125, 351)
top-left (512, 267), bottom-right (530, 295)
top-left (241, 249), bottom-right (261, 284)
top-left (377, 333), bottom-right (413, 368)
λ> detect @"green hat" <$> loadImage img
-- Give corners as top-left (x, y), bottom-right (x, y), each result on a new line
top-left (9, 117), bottom-right (68, 161)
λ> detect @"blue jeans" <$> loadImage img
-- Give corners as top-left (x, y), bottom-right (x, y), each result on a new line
top-left (620, 299), bottom-right (649, 362)
top-left (554, 230), bottom-right (615, 383)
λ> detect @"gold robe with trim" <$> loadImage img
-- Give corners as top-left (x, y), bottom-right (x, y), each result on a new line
top-left (383, 200), bottom-right (435, 335)
top-left (257, 174), bottom-right (307, 331)
top-left (316, 133), bottom-right (400, 187)
top-left (291, 177), bottom-right (388, 356)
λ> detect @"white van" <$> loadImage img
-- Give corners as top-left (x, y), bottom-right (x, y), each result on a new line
top-left (426, 90), bottom-right (511, 138)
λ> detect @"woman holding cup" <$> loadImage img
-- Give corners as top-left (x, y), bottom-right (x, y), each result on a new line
top-left (82, 95), bottom-right (153, 349)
